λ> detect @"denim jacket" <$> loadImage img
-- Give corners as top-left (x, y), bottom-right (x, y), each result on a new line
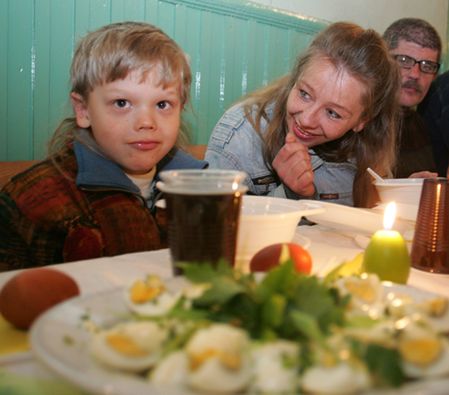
top-left (205, 104), bottom-right (357, 206)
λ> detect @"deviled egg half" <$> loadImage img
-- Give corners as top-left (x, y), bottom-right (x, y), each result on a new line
top-left (124, 274), bottom-right (181, 317)
top-left (385, 289), bottom-right (449, 334)
top-left (301, 335), bottom-right (371, 394)
top-left (250, 340), bottom-right (300, 393)
top-left (90, 321), bottom-right (168, 372)
top-left (150, 323), bottom-right (252, 393)
top-left (396, 317), bottom-right (449, 379)
top-left (334, 274), bottom-right (385, 319)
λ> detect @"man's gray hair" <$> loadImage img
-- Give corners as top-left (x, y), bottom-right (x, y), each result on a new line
top-left (383, 18), bottom-right (442, 58)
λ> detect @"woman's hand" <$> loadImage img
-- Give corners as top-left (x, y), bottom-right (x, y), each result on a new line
top-left (272, 132), bottom-right (315, 197)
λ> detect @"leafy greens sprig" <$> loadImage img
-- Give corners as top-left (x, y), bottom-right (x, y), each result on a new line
top-left (176, 260), bottom-right (349, 343)
top-left (170, 260), bottom-right (405, 387)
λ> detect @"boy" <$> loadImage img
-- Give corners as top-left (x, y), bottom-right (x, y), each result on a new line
top-left (0, 22), bottom-right (207, 270)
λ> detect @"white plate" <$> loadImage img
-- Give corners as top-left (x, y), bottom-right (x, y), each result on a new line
top-left (30, 283), bottom-right (449, 395)
top-left (30, 288), bottom-right (192, 395)
top-left (300, 200), bottom-right (415, 236)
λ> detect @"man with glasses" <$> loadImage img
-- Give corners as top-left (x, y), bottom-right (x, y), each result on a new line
top-left (383, 18), bottom-right (441, 178)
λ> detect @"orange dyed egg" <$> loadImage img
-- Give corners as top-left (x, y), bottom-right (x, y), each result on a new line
top-left (0, 268), bottom-right (80, 330)
top-left (249, 243), bottom-right (312, 274)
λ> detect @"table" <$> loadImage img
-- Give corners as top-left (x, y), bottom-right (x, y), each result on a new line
top-left (1, 223), bottom-right (448, 394)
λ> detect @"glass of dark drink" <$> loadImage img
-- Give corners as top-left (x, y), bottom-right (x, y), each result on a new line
top-left (157, 169), bottom-right (248, 275)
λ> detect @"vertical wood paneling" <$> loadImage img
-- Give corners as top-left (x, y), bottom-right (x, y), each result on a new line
top-left (33, 0), bottom-right (53, 158)
top-left (73, 0), bottom-right (93, 41)
top-left (173, 4), bottom-right (203, 143)
top-left (87, 0), bottom-right (111, 28)
top-left (34, 0), bottom-right (75, 158)
top-left (0, 1), bottom-right (8, 158)
top-left (111, 0), bottom-right (146, 23)
top-left (155, 1), bottom-right (176, 36)
top-left (202, 11), bottom-right (225, 142)
top-left (144, 0), bottom-right (159, 22)
top-left (226, 17), bottom-right (247, 103)
top-left (0, 0), bottom-right (326, 160)
top-left (6, 1), bottom-right (34, 159)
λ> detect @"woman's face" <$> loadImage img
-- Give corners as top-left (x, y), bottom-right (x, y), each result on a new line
top-left (286, 57), bottom-right (367, 148)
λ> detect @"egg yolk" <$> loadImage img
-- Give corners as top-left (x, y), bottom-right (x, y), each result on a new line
top-left (106, 333), bottom-right (149, 357)
top-left (130, 275), bottom-right (166, 304)
top-left (398, 337), bottom-right (442, 366)
top-left (344, 280), bottom-right (376, 303)
top-left (189, 349), bottom-right (241, 371)
top-left (320, 350), bottom-right (338, 367)
top-left (425, 297), bottom-right (448, 317)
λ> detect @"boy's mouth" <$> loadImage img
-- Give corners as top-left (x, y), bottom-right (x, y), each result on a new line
top-left (130, 141), bottom-right (159, 150)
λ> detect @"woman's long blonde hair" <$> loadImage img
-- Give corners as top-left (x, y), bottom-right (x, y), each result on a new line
top-left (240, 22), bottom-right (401, 207)
top-left (48, 21), bottom-right (192, 156)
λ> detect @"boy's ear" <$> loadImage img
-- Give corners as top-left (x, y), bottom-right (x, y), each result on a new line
top-left (71, 92), bottom-right (91, 128)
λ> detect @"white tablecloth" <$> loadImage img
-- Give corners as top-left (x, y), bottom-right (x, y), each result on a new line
top-left (0, 223), bottom-right (448, 391)
top-left (297, 224), bottom-right (449, 297)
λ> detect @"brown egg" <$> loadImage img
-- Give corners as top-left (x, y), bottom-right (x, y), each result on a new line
top-left (0, 268), bottom-right (80, 330)
top-left (249, 242), bottom-right (312, 274)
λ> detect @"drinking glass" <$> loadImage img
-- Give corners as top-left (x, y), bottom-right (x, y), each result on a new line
top-left (158, 169), bottom-right (248, 275)
top-left (411, 178), bottom-right (449, 273)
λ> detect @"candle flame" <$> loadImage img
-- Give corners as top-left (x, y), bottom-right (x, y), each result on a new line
top-left (383, 202), bottom-right (397, 230)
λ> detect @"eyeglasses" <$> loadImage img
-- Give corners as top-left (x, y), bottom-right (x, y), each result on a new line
top-left (394, 54), bottom-right (440, 74)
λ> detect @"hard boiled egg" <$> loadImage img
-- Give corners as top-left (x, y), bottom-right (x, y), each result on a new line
top-left (335, 274), bottom-right (385, 319)
top-left (90, 321), bottom-right (167, 372)
top-left (124, 275), bottom-right (181, 317)
top-left (250, 340), bottom-right (299, 393)
top-left (150, 350), bottom-right (189, 386)
top-left (185, 323), bottom-right (252, 393)
top-left (386, 291), bottom-right (449, 334)
top-left (301, 361), bottom-right (371, 394)
top-left (397, 319), bottom-right (449, 378)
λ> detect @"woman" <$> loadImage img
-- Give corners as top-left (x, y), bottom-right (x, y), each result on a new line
top-left (205, 22), bottom-right (400, 208)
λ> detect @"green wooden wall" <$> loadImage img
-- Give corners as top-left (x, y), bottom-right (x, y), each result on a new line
top-left (0, 0), bottom-right (326, 161)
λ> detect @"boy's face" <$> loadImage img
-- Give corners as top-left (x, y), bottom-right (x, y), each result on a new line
top-left (71, 69), bottom-right (182, 175)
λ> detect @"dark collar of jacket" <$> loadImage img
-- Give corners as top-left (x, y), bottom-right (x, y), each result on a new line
top-left (74, 141), bottom-right (208, 191)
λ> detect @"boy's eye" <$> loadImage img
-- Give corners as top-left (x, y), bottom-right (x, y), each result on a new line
top-left (114, 99), bottom-right (129, 108)
top-left (157, 101), bottom-right (170, 110)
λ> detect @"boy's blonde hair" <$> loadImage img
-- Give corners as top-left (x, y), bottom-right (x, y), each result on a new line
top-left (50, 21), bottom-right (191, 155)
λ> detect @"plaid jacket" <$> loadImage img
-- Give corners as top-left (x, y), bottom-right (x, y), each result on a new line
top-left (0, 144), bottom-right (207, 271)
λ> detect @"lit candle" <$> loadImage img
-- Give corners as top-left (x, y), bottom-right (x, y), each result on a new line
top-left (362, 202), bottom-right (410, 284)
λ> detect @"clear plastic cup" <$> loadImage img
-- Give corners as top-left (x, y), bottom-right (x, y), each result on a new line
top-left (157, 169), bottom-right (248, 275)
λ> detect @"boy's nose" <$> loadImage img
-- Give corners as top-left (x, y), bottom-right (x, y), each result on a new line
top-left (137, 108), bottom-right (156, 130)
